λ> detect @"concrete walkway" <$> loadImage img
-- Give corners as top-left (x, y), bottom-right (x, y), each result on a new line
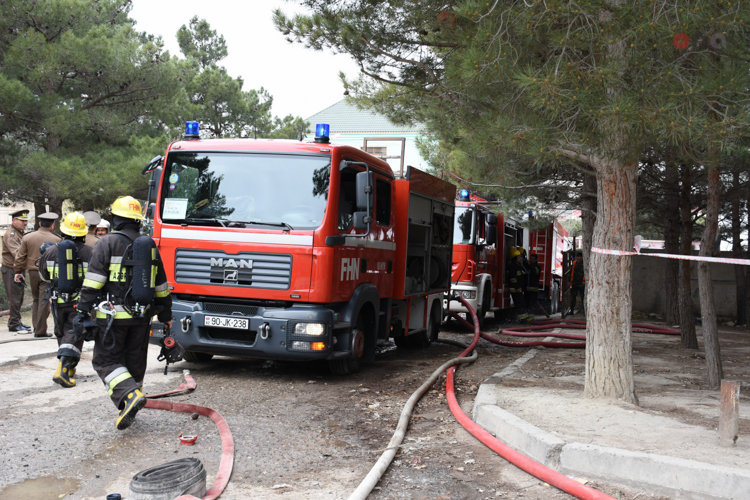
top-left (472, 331), bottom-right (750, 500)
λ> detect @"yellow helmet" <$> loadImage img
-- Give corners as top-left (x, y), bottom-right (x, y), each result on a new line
top-left (60, 212), bottom-right (88, 237)
top-left (111, 196), bottom-right (145, 220)
top-left (509, 246), bottom-right (520, 258)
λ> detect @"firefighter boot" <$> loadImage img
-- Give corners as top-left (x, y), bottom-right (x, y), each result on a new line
top-left (52, 357), bottom-right (78, 388)
top-left (116, 389), bottom-right (147, 430)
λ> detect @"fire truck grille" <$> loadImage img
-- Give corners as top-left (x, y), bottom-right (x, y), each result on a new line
top-left (204, 328), bottom-right (258, 344)
top-left (174, 249), bottom-right (292, 290)
top-left (203, 303), bottom-right (259, 316)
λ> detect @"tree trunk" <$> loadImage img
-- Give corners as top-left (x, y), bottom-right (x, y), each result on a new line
top-left (678, 165), bottom-right (698, 348)
top-left (698, 164), bottom-right (723, 388)
top-left (731, 171), bottom-right (747, 326)
top-left (664, 167), bottom-right (680, 324)
top-left (585, 159), bottom-right (638, 404)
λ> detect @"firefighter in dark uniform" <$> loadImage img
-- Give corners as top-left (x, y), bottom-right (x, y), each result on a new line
top-left (14, 212), bottom-right (61, 337)
top-left (506, 247), bottom-right (530, 321)
top-left (39, 212), bottom-right (94, 388)
top-left (525, 253), bottom-right (542, 315)
top-left (569, 250), bottom-right (586, 315)
top-left (2, 209), bottom-right (31, 333)
top-left (76, 196), bottom-right (172, 430)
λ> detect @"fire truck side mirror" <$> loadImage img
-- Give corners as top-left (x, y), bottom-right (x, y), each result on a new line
top-left (146, 203), bottom-right (155, 219)
top-left (486, 224), bottom-right (497, 246)
top-left (353, 211), bottom-right (371, 230)
top-left (487, 214), bottom-right (498, 225)
top-left (355, 171), bottom-right (374, 211)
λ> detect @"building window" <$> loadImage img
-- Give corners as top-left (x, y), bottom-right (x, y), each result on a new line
top-left (366, 146), bottom-right (387, 158)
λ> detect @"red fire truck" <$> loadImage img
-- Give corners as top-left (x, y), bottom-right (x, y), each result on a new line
top-left (447, 190), bottom-right (569, 325)
top-left (144, 122), bottom-right (455, 374)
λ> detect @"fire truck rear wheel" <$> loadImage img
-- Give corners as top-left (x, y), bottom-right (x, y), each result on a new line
top-left (183, 351), bottom-right (214, 363)
top-left (328, 320), bottom-right (365, 375)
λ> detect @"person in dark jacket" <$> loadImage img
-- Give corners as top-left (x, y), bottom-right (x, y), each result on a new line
top-left (525, 253), bottom-right (542, 314)
top-left (76, 196), bottom-right (172, 430)
top-left (506, 247), bottom-right (530, 321)
top-left (39, 212), bottom-right (93, 388)
top-left (569, 250), bottom-right (586, 315)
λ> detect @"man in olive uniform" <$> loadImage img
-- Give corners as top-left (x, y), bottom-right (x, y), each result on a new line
top-left (39, 212), bottom-right (93, 388)
top-left (77, 196), bottom-right (172, 430)
top-left (14, 212), bottom-right (61, 337)
top-left (83, 211), bottom-right (101, 248)
top-left (2, 209), bottom-right (31, 333)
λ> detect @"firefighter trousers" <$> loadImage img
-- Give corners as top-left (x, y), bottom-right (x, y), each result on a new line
top-left (92, 320), bottom-right (150, 408)
top-left (55, 305), bottom-right (86, 361)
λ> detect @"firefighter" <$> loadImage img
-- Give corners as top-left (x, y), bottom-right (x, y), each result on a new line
top-left (569, 250), bottom-right (586, 315)
top-left (83, 211), bottom-right (101, 247)
top-left (525, 253), bottom-right (542, 314)
top-left (2, 209), bottom-right (31, 333)
top-left (39, 212), bottom-right (93, 388)
top-left (14, 212), bottom-right (61, 337)
top-left (95, 219), bottom-right (110, 237)
top-left (76, 196), bottom-right (172, 430)
top-left (506, 247), bottom-right (530, 321)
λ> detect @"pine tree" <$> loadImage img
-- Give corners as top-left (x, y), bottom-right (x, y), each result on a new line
top-left (278, 0), bottom-right (750, 400)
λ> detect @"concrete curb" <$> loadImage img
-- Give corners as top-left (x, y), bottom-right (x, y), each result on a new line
top-left (0, 342), bottom-right (94, 368)
top-left (474, 374), bottom-right (750, 500)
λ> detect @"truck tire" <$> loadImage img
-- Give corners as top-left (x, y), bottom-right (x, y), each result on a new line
top-left (183, 351), bottom-right (214, 363)
top-left (468, 283), bottom-right (491, 329)
top-left (328, 317), bottom-right (365, 375)
top-left (551, 282), bottom-right (560, 314)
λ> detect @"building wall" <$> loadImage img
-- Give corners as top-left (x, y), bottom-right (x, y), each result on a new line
top-left (631, 250), bottom-right (743, 319)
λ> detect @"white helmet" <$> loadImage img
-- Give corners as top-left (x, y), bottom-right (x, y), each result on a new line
top-left (96, 219), bottom-right (111, 229)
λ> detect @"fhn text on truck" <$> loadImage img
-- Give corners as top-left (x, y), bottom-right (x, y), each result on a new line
top-left (143, 122), bottom-right (455, 374)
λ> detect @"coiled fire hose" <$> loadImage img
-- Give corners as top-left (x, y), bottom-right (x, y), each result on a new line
top-left (350, 297), bottom-right (615, 500)
top-left (142, 370), bottom-right (235, 500)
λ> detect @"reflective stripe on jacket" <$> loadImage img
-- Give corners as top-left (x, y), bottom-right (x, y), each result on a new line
top-left (79, 226), bottom-right (172, 322)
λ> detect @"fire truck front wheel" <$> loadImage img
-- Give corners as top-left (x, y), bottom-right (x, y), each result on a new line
top-left (328, 318), bottom-right (366, 375)
top-left (183, 351), bottom-right (214, 363)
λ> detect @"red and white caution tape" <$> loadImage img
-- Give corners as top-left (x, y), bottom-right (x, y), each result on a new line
top-left (591, 247), bottom-right (750, 266)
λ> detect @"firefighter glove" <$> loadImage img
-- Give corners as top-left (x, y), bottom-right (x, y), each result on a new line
top-left (72, 311), bottom-right (89, 338)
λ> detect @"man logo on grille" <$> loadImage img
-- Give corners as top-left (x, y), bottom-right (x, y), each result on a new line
top-left (224, 270), bottom-right (239, 283)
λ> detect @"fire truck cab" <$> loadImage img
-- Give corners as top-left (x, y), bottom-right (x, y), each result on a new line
top-left (146, 123), bottom-right (455, 374)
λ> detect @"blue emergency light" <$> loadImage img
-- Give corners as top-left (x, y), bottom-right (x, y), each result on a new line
top-left (185, 121), bottom-right (200, 139)
top-left (314, 123), bottom-right (330, 144)
top-left (459, 189), bottom-right (470, 201)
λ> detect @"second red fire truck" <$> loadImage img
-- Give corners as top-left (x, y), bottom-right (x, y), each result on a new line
top-left (144, 122), bottom-right (455, 374)
top-left (447, 190), bottom-right (569, 326)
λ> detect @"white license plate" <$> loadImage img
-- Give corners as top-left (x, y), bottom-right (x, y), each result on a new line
top-left (204, 315), bottom-right (249, 330)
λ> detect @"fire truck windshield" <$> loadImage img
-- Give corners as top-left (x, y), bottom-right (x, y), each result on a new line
top-left (453, 207), bottom-right (476, 244)
top-left (161, 152), bottom-right (331, 230)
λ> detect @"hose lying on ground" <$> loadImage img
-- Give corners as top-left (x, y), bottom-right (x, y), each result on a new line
top-left (347, 343), bottom-right (478, 500)
top-left (142, 370), bottom-right (234, 500)
top-left (129, 457), bottom-right (207, 500)
top-left (448, 297), bottom-right (616, 500)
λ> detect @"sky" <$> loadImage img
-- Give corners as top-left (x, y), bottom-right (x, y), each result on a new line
top-left (128, 0), bottom-right (361, 120)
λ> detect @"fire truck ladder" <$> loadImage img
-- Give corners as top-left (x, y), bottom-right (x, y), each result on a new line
top-left (532, 230), bottom-right (548, 289)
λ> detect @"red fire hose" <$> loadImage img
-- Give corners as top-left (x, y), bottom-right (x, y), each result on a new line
top-left (144, 371), bottom-right (234, 500)
top-left (448, 297), bottom-right (616, 500)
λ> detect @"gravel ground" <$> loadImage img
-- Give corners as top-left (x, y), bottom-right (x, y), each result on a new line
top-left (1, 313), bottom-right (663, 499)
